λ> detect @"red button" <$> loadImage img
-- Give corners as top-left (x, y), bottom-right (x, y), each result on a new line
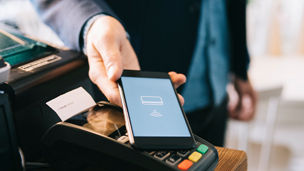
top-left (178, 159), bottom-right (193, 170)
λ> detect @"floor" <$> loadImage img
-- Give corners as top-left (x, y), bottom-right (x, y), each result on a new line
top-left (226, 120), bottom-right (304, 171)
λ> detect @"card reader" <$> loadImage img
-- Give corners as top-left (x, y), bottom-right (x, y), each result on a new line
top-left (42, 101), bottom-right (219, 171)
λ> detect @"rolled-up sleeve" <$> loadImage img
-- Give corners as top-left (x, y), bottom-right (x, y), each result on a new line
top-left (30, 0), bottom-right (116, 50)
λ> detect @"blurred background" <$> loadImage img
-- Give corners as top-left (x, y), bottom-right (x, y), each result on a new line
top-left (1, 0), bottom-right (304, 170)
top-left (226, 0), bottom-right (304, 171)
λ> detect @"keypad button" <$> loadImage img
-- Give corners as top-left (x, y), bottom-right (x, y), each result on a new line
top-left (197, 144), bottom-right (208, 154)
top-left (145, 150), bottom-right (155, 155)
top-left (188, 151), bottom-right (202, 163)
top-left (148, 151), bottom-right (156, 155)
top-left (165, 153), bottom-right (182, 165)
top-left (177, 150), bottom-right (190, 157)
top-left (178, 159), bottom-right (193, 171)
top-left (154, 151), bottom-right (171, 160)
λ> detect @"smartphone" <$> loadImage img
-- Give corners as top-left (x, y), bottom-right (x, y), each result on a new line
top-left (118, 70), bottom-right (195, 150)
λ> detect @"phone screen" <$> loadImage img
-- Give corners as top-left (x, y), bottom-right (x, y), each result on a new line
top-left (120, 76), bottom-right (191, 137)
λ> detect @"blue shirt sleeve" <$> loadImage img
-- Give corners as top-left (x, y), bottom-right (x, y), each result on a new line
top-left (30, 0), bottom-right (117, 51)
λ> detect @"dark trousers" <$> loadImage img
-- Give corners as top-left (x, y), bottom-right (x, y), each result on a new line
top-left (186, 98), bottom-right (228, 147)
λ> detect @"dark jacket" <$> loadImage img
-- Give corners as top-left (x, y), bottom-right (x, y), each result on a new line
top-left (30, 0), bottom-right (249, 79)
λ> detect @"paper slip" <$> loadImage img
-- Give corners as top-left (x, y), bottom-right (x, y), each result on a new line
top-left (46, 87), bottom-right (96, 121)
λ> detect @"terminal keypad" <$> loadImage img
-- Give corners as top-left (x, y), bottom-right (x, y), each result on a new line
top-left (110, 129), bottom-right (210, 171)
top-left (148, 143), bottom-right (210, 170)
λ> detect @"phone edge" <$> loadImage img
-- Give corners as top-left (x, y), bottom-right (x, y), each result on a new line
top-left (118, 82), bottom-right (135, 145)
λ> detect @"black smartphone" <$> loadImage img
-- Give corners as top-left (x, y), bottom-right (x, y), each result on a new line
top-left (118, 70), bottom-right (195, 150)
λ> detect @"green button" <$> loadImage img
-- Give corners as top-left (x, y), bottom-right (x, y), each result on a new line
top-left (197, 144), bottom-right (208, 154)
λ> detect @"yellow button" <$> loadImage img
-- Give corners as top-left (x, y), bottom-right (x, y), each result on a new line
top-left (188, 151), bottom-right (202, 163)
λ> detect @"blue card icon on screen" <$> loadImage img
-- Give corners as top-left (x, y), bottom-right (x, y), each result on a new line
top-left (141, 96), bottom-right (164, 105)
top-left (150, 109), bottom-right (163, 118)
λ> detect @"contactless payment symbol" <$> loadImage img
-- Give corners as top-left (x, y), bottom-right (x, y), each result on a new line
top-left (140, 96), bottom-right (164, 105)
top-left (150, 109), bottom-right (163, 118)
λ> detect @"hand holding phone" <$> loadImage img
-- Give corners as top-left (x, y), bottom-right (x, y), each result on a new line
top-left (118, 70), bottom-right (195, 150)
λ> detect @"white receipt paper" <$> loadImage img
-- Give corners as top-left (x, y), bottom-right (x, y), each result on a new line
top-left (46, 87), bottom-right (96, 121)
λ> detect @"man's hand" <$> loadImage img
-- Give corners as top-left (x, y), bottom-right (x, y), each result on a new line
top-left (86, 15), bottom-right (139, 105)
top-left (86, 16), bottom-right (186, 106)
top-left (169, 71), bottom-right (187, 105)
top-left (228, 77), bottom-right (257, 121)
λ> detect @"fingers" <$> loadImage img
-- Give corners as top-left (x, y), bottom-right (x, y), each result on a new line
top-left (87, 43), bottom-right (122, 106)
top-left (87, 16), bottom-right (126, 81)
top-left (238, 95), bottom-right (254, 121)
top-left (87, 39), bottom-right (138, 106)
top-left (177, 93), bottom-right (185, 106)
top-left (98, 42), bottom-right (123, 81)
top-left (227, 84), bottom-right (240, 119)
top-left (229, 78), bottom-right (257, 121)
top-left (168, 71), bottom-right (186, 89)
top-left (168, 72), bottom-right (186, 106)
top-left (120, 39), bottom-right (140, 70)
top-left (86, 16), bottom-right (136, 106)
top-left (94, 76), bottom-right (122, 106)
top-left (230, 94), bottom-right (254, 121)
top-left (91, 30), bottom-right (123, 81)
top-left (237, 79), bottom-right (257, 121)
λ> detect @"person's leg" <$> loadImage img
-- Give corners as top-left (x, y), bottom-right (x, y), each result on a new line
top-left (187, 98), bottom-right (228, 146)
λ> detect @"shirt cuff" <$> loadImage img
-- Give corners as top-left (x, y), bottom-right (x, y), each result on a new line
top-left (81, 14), bottom-right (106, 55)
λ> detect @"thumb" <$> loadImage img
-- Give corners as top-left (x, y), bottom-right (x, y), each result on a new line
top-left (96, 39), bottom-right (123, 81)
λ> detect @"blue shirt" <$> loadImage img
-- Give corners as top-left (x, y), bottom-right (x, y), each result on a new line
top-left (79, 0), bottom-right (243, 113)
top-left (182, 0), bottom-right (230, 112)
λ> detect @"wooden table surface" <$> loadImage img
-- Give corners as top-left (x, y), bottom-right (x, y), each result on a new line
top-left (215, 147), bottom-right (247, 171)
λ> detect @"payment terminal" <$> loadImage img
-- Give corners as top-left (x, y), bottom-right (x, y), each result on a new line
top-left (42, 101), bottom-right (218, 171)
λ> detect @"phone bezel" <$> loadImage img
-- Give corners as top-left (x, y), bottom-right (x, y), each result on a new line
top-left (117, 70), bottom-right (195, 150)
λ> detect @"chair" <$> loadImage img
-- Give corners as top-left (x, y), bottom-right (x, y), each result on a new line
top-left (226, 86), bottom-right (283, 171)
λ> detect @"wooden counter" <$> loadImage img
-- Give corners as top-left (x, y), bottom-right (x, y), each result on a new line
top-left (215, 147), bottom-right (247, 171)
